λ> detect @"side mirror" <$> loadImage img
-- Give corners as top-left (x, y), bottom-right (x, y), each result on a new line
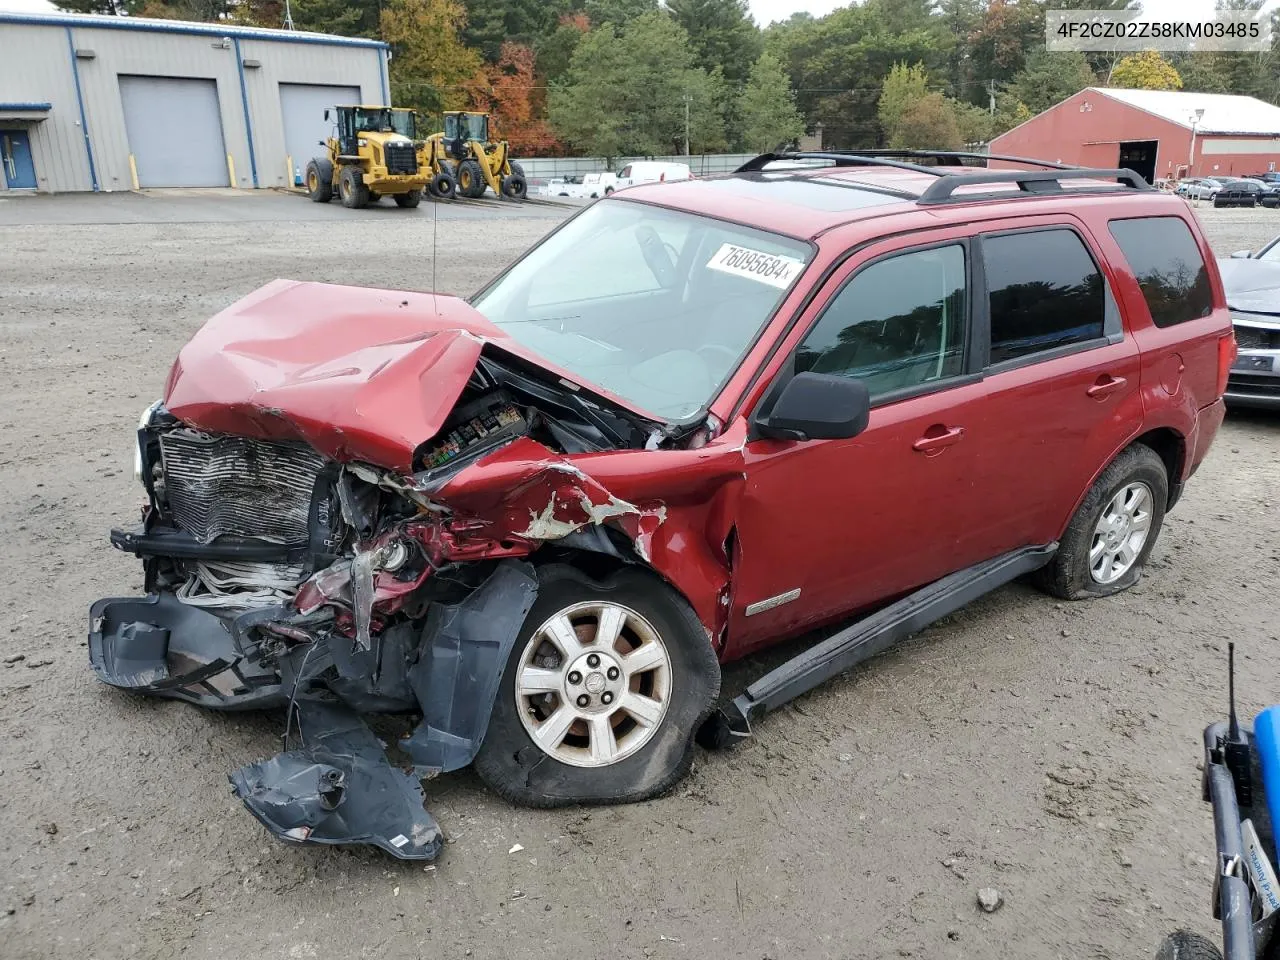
top-left (324, 109), bottom-right (330, 121)
top-left (752, 372), bottom-right (870, 442)
top-left (1231, 249), bottom-right (1253, 259)
top-left (317, 139), bottom-right (325, 146)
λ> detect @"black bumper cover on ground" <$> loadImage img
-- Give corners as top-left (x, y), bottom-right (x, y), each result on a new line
top-left (88, 560), bottom-right (539, 860)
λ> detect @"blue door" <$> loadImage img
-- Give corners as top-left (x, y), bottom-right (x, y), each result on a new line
top-left (2, 130), bottom-right (37, 189)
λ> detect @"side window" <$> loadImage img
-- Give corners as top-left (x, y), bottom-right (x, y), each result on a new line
top-left (1108, 217), bottom-right (1214, 327)
top-left (619, 165), bottom-right (632, 179)
top-left (796, 244), bottom-right (966, 399)
top-left (984, 229), bottom-right (1105, 366)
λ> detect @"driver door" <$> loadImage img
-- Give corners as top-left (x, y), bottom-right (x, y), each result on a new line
top-left (726, 235), bottom-right (996, 655)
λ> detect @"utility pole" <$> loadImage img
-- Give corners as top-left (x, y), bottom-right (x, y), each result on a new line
top-left (683, 95), bottom-right (692, 157)
top-left (1188, 107), bottom-right (1205, 176)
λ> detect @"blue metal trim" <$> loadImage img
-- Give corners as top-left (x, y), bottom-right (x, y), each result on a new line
top-left (64, 26), bottom-right (98, 192)
top-left (2, 13), bottom-right (388, 49)
top-left (233, 38), bottom-right (259, 187)
top-left (0, 102), bottom-right (52, 111)
top-left (378, 49), bottom-right (390, 106)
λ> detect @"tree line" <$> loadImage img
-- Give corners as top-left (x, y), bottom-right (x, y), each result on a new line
top-left (51, 0), bottom-right (1280, 158)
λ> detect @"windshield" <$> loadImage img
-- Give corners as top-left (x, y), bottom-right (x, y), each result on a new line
top-left (390, 109), bottom-right (416, 139)
top-left (464, 113), bottom-right (488, 141)
top-left (352, 108), bottom-right (393, 133)
top-left (472, 200), bottom-right (813, 421)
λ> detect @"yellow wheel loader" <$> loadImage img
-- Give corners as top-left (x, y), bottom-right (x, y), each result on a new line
top-left (426, 111), bottom-right (527, 200)
top-left (305, 105), bottom-right (456, 210)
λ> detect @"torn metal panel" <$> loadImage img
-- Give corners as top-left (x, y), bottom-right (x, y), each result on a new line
top-left (399, 561), bottom-right (538, 775)
top-left (231, 699), bottom-right (443, 860)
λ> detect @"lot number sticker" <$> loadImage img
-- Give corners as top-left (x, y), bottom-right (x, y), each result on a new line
top-left (707, 243), bottom-right (805, 289)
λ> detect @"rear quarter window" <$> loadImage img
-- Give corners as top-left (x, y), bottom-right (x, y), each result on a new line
top-left (1107, 217), bottom-right (1213, 328)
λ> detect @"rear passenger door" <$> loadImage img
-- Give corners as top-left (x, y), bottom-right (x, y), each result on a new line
top-left (967, 220), bottom-right (1144, 549)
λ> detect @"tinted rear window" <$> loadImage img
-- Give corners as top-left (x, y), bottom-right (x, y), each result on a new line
top-left (984, 229), bottom-right (1106, 365)
top-left (1108, 217), bottom-right (1213, 328)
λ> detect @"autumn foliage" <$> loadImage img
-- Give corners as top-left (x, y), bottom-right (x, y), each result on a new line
top-left (468, 42), bottom-right (563, 155)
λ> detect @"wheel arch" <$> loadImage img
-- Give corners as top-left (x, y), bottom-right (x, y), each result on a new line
top-left (1057, 426), bottom-right (1187, 539)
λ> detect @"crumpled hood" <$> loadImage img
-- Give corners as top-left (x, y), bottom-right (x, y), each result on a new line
top-left (164, 279), bottom-right (505, 472)
top-left (1216, 257), bottom-right (1280, 316)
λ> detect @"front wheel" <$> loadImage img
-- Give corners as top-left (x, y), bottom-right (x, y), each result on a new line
top-left (338, 166), bottom-right (369, 209)
top-left (394, 189), bottom-right (422, 208)
top-left (474, 565), bottom-right (720, 807)
top-left (457, 159), bottom-right (486, 198)
top-left (1035, 443), bottom-right (1168, 600)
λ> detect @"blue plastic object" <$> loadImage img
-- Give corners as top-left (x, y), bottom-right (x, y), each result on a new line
top-left (1253, 705), bottom-right (1280, 861)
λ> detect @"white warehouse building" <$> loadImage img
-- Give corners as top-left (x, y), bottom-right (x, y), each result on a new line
top-left (0, 11), bottom-right (390, 193)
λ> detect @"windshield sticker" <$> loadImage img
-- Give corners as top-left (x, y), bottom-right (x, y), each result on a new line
top-left (706, 243), bottom-right (805, 289)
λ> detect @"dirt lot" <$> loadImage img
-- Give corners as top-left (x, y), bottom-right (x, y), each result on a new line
top-left (1, 195), bottom-right (1278, 960)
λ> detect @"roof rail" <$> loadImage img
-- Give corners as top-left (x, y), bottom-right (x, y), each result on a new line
top-left (735, 152), bottom-right (942, 175)
top-left (916, 167), bottom-right (1151, 205)
top-left (736, 150), bottom-right (1074, 174)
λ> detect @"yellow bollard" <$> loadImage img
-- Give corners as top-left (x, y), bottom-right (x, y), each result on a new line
top-left (287, 154), bottom-right (294, 189)
top-left (128, 154), bottom-right (139, 191)
top-left (227, 154), bottom-right (237, 188)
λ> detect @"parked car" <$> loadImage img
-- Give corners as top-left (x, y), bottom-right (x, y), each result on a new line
top-left (1242, 177), bottom-right (1280, 208)
top-left (1214, 179), bottom-right (1262, 207)
top-left (90, 152), bottom-right (1232, 860)
top-left (1176, 177), bottom-right (1226, 200)
top-left (614, 160), bottom-right (692, 191)
top-left (1217, 235), bottom-right (1280, 408)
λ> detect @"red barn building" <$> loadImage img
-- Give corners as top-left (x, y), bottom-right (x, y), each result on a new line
top-left (990, 87), bottom-right (1280, 182)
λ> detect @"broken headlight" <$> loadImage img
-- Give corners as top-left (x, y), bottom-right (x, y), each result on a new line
top-left (133, 399), bottom-right (163, 482)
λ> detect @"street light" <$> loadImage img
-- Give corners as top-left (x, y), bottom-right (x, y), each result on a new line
top-left (1189, 107), bottom-right (1205, 174)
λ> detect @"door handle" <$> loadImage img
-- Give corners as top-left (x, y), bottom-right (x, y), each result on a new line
top-left (912, 424), bottom-right (965, 455)
top-left (1086, 375), bottom-right (1127, 400)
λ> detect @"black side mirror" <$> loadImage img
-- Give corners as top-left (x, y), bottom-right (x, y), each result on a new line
top-left (752, 372), bottom-right (870, 441)
top-left (324, 109), bottom-right (330, 121)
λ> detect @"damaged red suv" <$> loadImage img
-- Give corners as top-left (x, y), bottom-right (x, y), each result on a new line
top-left (91, 152), bottom-right (1233, 859)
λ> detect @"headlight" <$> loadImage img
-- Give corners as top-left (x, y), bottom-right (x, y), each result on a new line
top-left (133, 399), bottom-right (162, 482)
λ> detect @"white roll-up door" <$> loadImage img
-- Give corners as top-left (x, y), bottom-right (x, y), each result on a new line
top-left (119, 75), bottom-right (229, 188)
top-left (279, 83), bottom-right (361, 186)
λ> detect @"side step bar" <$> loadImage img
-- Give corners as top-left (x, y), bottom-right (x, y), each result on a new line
top-left (701, 543), bottom-right (1058, 748)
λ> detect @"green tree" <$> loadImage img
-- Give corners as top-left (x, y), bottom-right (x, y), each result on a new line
top-left (537, 14), bottom-right (591, 83)
top-left (1006, 48), bottom-right (1096, 114)
top-left (889, 92), bottom-right (962, 149)
top-left (738, 51), bottom-right (805, 151)
top-left (582, 0), bottom-right (657, 27)
top-left (381, 0), bottom-right (485, 114)
top-left (549, 11), bottom-right (726, 158)
top-left (460, 0), bottom-right (572, 61)
top-left (667, 0), bottom-right (762, 85)
top-left (1110, 50), bottom-right (1183, 90)
top-left (1174, 55), bottom-right (1232, 93)
top-left (949, 96), bottom-right (993, 144)
top-left (878, 62), bottom-right (930, 141)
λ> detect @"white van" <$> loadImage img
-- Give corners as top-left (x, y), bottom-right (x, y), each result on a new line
top-left (612, 161), bottom-right (692, 192)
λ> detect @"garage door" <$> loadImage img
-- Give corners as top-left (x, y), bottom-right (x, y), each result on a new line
top-left (120, 76), bottom-right (229, 188)
top-left (280, 83), bottom-right (361, 186)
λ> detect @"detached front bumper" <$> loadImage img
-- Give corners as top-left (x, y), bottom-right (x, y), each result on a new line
top-left (89, 561), bottom-right (539, 860)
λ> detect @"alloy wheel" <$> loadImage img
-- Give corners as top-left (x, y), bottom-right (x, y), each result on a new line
top-left (1089, 481), bottom-right (1153, 584)
top-left (514, 601), bottom-right (671, 768)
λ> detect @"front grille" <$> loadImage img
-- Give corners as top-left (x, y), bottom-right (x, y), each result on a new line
top-left (1235, 324), bottom-right (1280, 350)
top-left (159, 428), bottom-right (325, 544)
top-left (384, 142), bottom-right (418, 175)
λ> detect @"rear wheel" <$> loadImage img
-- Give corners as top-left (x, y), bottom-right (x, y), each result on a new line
top-left (457, 159), bottom-right (486, 198)
top-left (394, 189), bottom-right (422, 208)
top-left (305, 158), bottom-right (333, 203)
top-left (338, 166), bottom-right (369, 209)
top-left (474, 565), bottom-right (720, 807)
top-left (1035, 444), bottom-right (1168, 600)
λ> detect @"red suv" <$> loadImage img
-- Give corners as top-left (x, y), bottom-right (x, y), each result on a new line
top-left (91, 152), bottom-right (1233, 859)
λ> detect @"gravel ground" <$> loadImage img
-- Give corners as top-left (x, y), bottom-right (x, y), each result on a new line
top-left (1, 197), bottom-right (1277, 960)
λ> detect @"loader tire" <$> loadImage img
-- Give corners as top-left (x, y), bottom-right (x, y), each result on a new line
top-left (306, 158), bottom-right (333, 202)
top-left (458, 159), bottom-right (486, 198)
top-left (428, 170), bottom-right (456, 199)
top-left (394, 189), bottom-right (422, 208)
top-left (502, 172), bottom-right (528, 200)
top-left (338, 166), bottom-right (369, 209)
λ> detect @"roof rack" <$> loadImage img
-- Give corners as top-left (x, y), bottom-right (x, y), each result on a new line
top-left (916, 167), bottom-right (1150, 205)
top-left (735, 150), bottom-right (1074, 174)
top-left (734, 151), bottom-right (1153, 205)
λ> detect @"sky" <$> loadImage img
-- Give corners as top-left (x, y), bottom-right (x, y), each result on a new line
top-left (0, 0), bottom-right (1274, 29)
